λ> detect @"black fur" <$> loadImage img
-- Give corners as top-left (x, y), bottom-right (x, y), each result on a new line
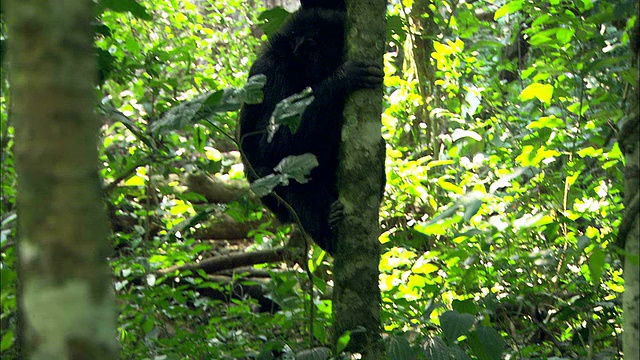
top-left (239, 2), bottom-right (383, 254)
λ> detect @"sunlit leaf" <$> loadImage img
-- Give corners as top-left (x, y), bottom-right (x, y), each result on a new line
top-left (516, 145), bottom-right (560, 166)
top-left (336, 331), bottom-right (352, 354)
top-left (556, 28), bottom-right (575, 44)
top-left (519, 83), bottom-right (554, 104)
top-left (526, 116), bottom-right (564, 130)
top-left (438, 179), bottom-right (463, 194)
top-left (146, 274), bottom-right (156, 286)
top-left (452, 129), bottom-right (482, 142)
top-left (124, 174), bottom-right (145, 186)
top-left (494, 0), bottom-right (523, 20)
top-left (577, 146), bottom-right (603, 158)
top-left (415, 219), bottom-right (454, 236)
top-left (513, 213), bottom-right (553, 229)
top-left (97, 0), bottom-right (152, 20)
top-left (567, 102), bottom-right (589, 116)
top-left (412, 261), bottom-right (438, 275)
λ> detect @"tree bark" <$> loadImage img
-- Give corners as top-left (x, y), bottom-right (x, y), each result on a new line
top-left (620, 19), bottom-right (640, 360)
top-left (408, 0), bottom-right (438, 152)
top-left (7, 0), bottom-right (118, 358)
top-left (333, 0), bottom-right (386, 357)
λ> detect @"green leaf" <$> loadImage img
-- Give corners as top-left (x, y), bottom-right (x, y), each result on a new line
top-left (423, 336), bottom-right (450, 360)
top-left (142, 317), bottom-right (155, 334)
top-left (387, 15), bottom-right (406, 44)
top-left (452, 299), bottom-right (479, 315)
top-left (450, 345), bottom-right (472, 360)
top-left (250, 154), bottom-right (319, 197)
top-left (0, 268), bottom-right (16, 291)
top-left (267, 87), bottom-right (315, 141)
top-left (567, 102), bottom-right (589, 116)
top-left (467, 326), bottom-right (506, 360)
top-left (519, 83), bottom-right (554, 104)
top-left (124, 174), bottom-right (145, 186)
top-left (151, 75), bottom-right (266, 134)
top-left (250, 174), bottom-right (283, 198)
top-left (438, 179), bottom-right (463, 194)
top-left (556, 28), bottom-right (575, 44)
top-left (274, 153), bottom-right (318, 184)
top-left (494, 0), bottom-right (523, 20)
top-left (513, 213), bottom-right (553, 230)
top-left (97, 0), bottom-right (152, 20)
top-left (0, 330), bottom-right (14, 351)
top-left (312, 322), bottom-right (328, 344)
top-left (415, 219), bottom-right (454, 236)
top-left (388, 336), bottom-right (416, 360)
top-left (516, 145), bottom-right (560, 166)
top-left (462, 196), bottom-right (483, 222)
top-left (589, 247), bottom-right (606, 284)
top-left (577, 146), bottom-right (603, 158)
top-left (527, 116), bottom-right (564, 130)
top-left (336, 331), bottom-right (352, 354)
top-left (242, 75), bottom-right (268, 104)
top-left (452, 129), bottom-right (482, 142)
top-left (258, 7), bottom-right (291, 38)
top-left (440, 310), bottom-right (475, 344)
top-left (529, 28), bottom-right (559, 46)
top-left (580, 0), bottom-right (594, 10)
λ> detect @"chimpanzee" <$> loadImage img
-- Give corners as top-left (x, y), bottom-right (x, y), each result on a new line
top-left (238, 0), bottom-right (384, 254)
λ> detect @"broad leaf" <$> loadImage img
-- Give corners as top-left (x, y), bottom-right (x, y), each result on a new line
top-left (440, 310), bottom-right (475, 344)
top-left (151, 75), bottom-right (266, 134)
top-left (467, 326), bottom-right (506, 360)
top-left (250, 154), bottom-right (319, 197)
top-left (267, 87), bottom-right (315, 142)
top-left (423, 336), bottom-right (449, 360)
top-left (519, 83), bottom-right (554, 105)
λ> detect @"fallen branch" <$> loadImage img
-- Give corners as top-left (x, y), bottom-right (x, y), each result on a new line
top-left (186, 173), bottom-right (257, 204)
top-left (157, 247), bottom-right (292, 275)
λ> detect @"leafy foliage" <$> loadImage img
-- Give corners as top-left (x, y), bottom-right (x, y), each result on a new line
top-left (151, 74), bottom-right (266, 135)
top-left (250, 153), bottom-right (319, 197)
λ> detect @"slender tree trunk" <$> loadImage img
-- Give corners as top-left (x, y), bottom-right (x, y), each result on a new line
top-left (333, 0), bottom-right (386, 357)
top-left (7, 0), bottom-right (118, 358)
top-left (408, 0), bottom-right (438, 153)
top-left (619, 19), bottom-right (639, 360)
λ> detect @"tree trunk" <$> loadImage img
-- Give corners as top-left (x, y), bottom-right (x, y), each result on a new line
top-left (619, 19), bottom-right (639, 360)
top-left (333, 0), bottom-right (386, 357)
top-left (7, 0), bottom-right (118, 358)
top-left (408, 0), bottom-right (438, 153)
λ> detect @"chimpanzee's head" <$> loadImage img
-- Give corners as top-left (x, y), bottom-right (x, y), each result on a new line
top-left (300, 0), bottom-right (346, 10)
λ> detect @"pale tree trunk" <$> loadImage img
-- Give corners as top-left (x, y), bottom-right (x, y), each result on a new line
top-left (619, 20), bottom-right (639, 360)
top-left (333, 0), bottom-right (386, 358)
top-left (7, 0), bottom-right (118, 358)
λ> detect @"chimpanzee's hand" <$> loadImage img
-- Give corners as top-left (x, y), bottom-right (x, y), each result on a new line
top-left (339, 61), bottom-right (384, 92)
